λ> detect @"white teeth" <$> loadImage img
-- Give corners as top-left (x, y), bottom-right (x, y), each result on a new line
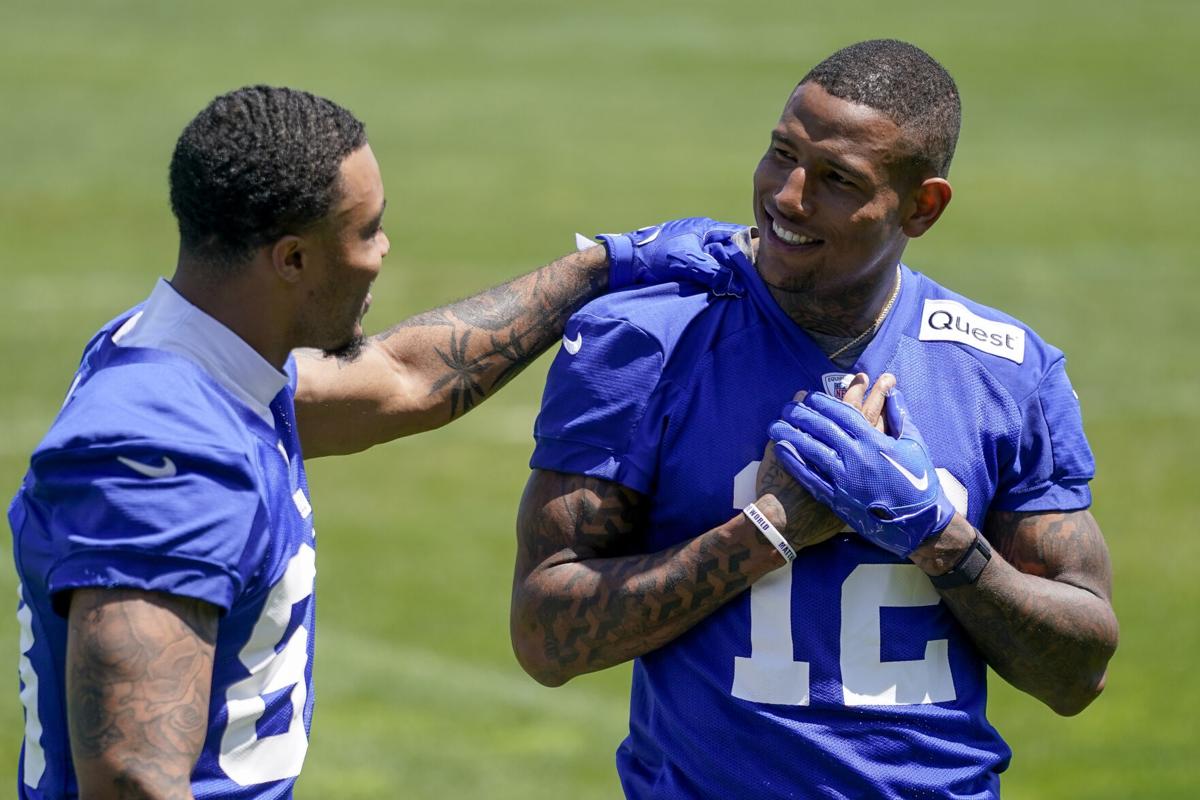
top-left (772, 220), bottom-right (817, 245)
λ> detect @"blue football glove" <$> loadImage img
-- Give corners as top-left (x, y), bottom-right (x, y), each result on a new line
top-left (599, 217), bottom-right (745, 297)
top-left (767, 389), bottom-right (957, 558)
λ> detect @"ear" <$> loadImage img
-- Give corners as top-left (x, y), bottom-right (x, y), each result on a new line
top-left (901, 178), bottom-right (952, 238)
top-left (269, 235), bottom-right (307, 284)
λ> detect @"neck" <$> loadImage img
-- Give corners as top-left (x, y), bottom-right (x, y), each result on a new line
top-left (746, 232), bottom-right (902, 337)
top-left (765, 265), bottom-right (901, 338)
top-left (171, 256), bottom-right (292, 369)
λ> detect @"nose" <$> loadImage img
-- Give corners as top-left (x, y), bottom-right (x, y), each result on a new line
top-left (774, 166), bottom-right (811, 219)
top-left (379, 230), bottom-right (391, 259)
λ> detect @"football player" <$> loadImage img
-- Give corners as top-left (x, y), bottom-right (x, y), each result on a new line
top-left (512, 39), bottom-right (1117, 798)
top-left (9, 85), bottom-right (735, 799)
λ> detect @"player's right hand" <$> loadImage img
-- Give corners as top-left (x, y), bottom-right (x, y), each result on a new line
top-left (599, 217), bottom-right (746, 296)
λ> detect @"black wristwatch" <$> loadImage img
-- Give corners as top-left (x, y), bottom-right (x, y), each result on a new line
top-left (929, 532), bottom-right (992, 589)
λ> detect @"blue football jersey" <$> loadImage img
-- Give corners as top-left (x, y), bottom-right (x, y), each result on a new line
top-left (531, 231), bottom-right (1094, 799)
top-left (10, 299), bottom-right (317, 798)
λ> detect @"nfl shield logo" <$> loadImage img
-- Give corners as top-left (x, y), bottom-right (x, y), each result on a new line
top-left (821, 372), bottom-right (854, 399)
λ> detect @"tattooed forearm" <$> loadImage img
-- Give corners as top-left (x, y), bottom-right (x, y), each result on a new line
top-left (67, 589), bottom-right (217, 799)
top-left (930, 511), bottom-right (1118, 716)
top-left (511, 470), bottom-right (783, 686)
top-left (294, 247), bottom-right (610, 456)
top-left (421, 324), bottom-right (538, 418)
top-left (379, 246), bottom-right (608, 421)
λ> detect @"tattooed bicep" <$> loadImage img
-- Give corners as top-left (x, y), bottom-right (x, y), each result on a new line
top-left (66, 589), bottom-right (218, 792)
top-left (985, 509), bottom-right (1113, 598)
top-left (517, 469), bottom-right (649, 566)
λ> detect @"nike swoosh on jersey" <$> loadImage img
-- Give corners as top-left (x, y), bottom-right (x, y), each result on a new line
top-left (879, 452), bottom-right (928, 491)
top-left (116, 455), bottom-right (178, 479)
top-left (563, 332), bottom-right (583, 355)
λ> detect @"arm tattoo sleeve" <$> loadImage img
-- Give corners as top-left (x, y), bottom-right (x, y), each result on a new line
top-left (935, 510), bottom-right (1118, 715)
top-left (377, 246), bottom-right (607, 421)
top-left (67, 589), bottom-right (218, 799)
top-left (294, 247), bottom-right (610, 456)
top-left (511, 469), bottom-right (783, 686)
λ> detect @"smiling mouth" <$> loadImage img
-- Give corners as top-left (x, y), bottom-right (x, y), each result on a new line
top-left (769, 216), bottom-right (822, 247)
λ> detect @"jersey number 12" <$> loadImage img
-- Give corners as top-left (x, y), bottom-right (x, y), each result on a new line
top-left (729, 460), bottom-right (966, 706)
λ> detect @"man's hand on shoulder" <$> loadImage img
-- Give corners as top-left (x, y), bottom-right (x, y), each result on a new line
top-left (294, 222), bottom-right (750, 458)
top-left (599, 217), bottom-right (747, 296)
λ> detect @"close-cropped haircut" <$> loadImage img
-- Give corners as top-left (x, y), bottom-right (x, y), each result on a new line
top-left (169, 85), bottom-right (367, 269)
top-left (801, 39), bottom-right (961, 179)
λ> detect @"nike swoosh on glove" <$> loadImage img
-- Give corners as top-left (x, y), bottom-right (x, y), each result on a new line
top-left (599, 217), bottom-right (745, 296)
top-left (767, 389), bottom-right (957, 558)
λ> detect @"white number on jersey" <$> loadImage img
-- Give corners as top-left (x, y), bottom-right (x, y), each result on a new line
top-left (730, 461), bottom-right (967, 706)
top-left (17, 586), bottom-right (46, 787)
top-left (218, 543), bottom-right (315, 784)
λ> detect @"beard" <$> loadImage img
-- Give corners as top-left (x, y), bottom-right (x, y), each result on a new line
top-left (316, 282), bottom-right (370, 363)
top-left (322, 331), bottom-right (367, 363)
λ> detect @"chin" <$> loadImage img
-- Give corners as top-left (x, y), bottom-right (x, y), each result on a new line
top-left (322, 333), bottom-right (367, 362)
top-left (756, 255), bottom-right (818, 294)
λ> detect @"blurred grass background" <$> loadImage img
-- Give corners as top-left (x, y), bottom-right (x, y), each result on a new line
top-left (2, 0), bottom-right (1196, 796)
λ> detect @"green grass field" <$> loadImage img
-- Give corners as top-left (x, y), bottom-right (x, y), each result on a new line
top-left (2, 0), bottom-right (1197, 796)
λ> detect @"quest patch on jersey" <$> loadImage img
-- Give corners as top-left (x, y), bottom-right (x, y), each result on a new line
top-left (918, 299), bottom-right (1025, 364)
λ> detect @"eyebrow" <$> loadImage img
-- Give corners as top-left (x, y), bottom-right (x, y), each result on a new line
top-left (770, 131), bottom-right (871, 184)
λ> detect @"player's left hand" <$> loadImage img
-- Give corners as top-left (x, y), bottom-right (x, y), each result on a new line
top-left (598, 217), bottom-right (745, 296)
top-left (767, 388), bottom-right (957, 558)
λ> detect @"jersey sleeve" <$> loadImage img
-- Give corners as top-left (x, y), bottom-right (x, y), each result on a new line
top-left (993, 358), bottom-right (1095, 512)
top-left (29, 440), bottom-right (262, 615)
top-left (531, 311), bottom-right (672, 494)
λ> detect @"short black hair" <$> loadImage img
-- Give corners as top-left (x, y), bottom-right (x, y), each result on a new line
top-left (169, 85), bottom-right (367, 268)
top-left (801, 39), bottom-right (961, 179)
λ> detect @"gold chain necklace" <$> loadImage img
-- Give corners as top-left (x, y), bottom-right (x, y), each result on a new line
top-left (827, 265), bottom-right (903, 361)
